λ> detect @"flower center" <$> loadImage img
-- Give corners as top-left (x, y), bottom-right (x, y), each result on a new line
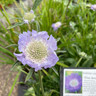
top-left (69, 79), bottom-right (79, 87)
top-left (25, 40), bottom-right (48, 63)
top-left (24, 12), bottom-right (35, 21)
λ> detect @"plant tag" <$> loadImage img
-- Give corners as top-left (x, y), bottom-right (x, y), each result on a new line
top-left (60, 68), bottom-right (96, 96)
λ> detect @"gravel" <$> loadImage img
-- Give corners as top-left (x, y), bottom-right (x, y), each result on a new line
top-left (0, 64), bottom-right (18, 96)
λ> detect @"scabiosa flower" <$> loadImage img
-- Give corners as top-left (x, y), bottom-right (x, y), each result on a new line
top-left (14, 30), bottom-right (59, 71)
top-left (91, 5), bottom-right (96, 11)
top-left (52, 22), bottom-right (62, 31)
top-left (23, 10), bottom-right (35, 24)
top-left (65, 73), bottom-right (82, 93)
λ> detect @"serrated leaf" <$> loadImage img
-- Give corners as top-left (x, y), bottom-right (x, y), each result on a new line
top-left (25, 68), bottom-right (33, 82)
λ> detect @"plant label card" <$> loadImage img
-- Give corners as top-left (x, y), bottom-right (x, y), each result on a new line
top-left (60, 68), bottom-right (96, 96)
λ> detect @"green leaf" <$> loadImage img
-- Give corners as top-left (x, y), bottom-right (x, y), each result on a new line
top-left (42, 69), bottom-right (50, 77)
top-left (32, 0), bottom-right (42, 10)
top-left (5, 44), bottom-right (18, 48)
top-left (52, 67), bottom-right (59, 76)
top-left (56, 50), bottom-right (66, 53)
top-left (49, 89), bottom-right (59, 96)
top-left (0, 33), bottom-right (12, 44)
top-left (67, 48), bottom-right (76, 56)
top-left (11, 60), bottom-right (20, 71)
top-left (0, 46), bottom-right (14, 57)
top-left (25, 68), bottom-right (33, 82)
top-left (0, 40), bottom-right (7, 46)
top-left (56, 62), bottom-right (69, 67)
top-left (82, 58), bottom-right (93, 67)
top-left (65, 58), bottom-right (76, 64)
top-left (0, 22), bottom-right (8, 33)
top-left (44, 89), bottom-right (59, 96)
top-left (0, 57), bottom-right (14, 64)
top-left (8, 71), bottom-right (21, 96)
top-left (24, 87), bottom-right (36, 96)
top-left (7, 22), bottom-right (24, 29)
top-left (17, 66), bottom-right (27, 74)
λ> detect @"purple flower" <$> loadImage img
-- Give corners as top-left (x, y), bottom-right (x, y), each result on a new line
top-left (65, 73), bottom-right (82, 93)
top-left (14, 30), bottom-right (59, 71)
top-left (52, 22), bottom-right (62, 31)
top-left (91, 5), bottom-right (96, 11)
top-left (23, 10), bottom-right (35, 24)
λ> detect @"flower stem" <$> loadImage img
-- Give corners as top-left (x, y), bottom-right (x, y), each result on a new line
top-left (75, 57), bottom-right (83, 67)
top-left (38, 70), bottom-right (45, 96)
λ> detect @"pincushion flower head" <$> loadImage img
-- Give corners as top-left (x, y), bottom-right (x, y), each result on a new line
top-left (23, 10), bottom-right (35, 24)
top-left (65, 73), bottom-right (82, 93)
top-left (91, 5), bottom-right (96, 11)
top-left (14, 30), bottom-right (59, 71)
top-left (52, 22), bottom-right (62, 31)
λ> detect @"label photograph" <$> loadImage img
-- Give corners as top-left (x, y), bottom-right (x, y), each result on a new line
top-left (65, 71), bottom-right (82, 94)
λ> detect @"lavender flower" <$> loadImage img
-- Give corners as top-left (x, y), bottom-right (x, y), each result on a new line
top-left (14, 30), bottom-right (59, 71)
top-left (23, 10), bottom-right (35, 24)
top-left (65, 73), bottom-right (82, 93)
top-left (52, 22), bottom-right (62, 31)
top-left (91, 5), bottom-right (96, 11)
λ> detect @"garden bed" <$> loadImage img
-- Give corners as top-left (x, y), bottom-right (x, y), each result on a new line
top-left (0, 0), bottom-right (96, 96)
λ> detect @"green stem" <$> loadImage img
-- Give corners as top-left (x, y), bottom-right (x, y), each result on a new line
top-left (75, 57), bottom-right (83, 67)
top-left (62, 0), bottom-right (72, 22)
top-left (38, 70), bottom-right (45, 96)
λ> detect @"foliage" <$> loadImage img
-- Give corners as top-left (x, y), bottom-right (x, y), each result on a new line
top-left (0, 0), bottom-right (15, 6)
top-left (0, 0), bottom-right (96, 96)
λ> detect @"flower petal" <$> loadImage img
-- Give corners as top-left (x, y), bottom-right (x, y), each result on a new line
top-left (18, 31), bottom-right (31, 52)
top-left (32, 30), bottom-right (37, 36)
top-left (30, 10), bottom-right (34, 13)
top-left (48, 35), bottom-right (57, 50)
top-left (14, 53), bottom-right (26, 65)
top-left (37, 31), bottom-right (49, 40)
top-left (44, 51), bottom-right (59, 69)
top-left (52, 22), bottom-right (62, 31)
top-left (24, 20), bottom-right (29, 24)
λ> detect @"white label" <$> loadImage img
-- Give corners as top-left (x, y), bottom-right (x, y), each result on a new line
top-left (63, 69), bottom-right (96, 96)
